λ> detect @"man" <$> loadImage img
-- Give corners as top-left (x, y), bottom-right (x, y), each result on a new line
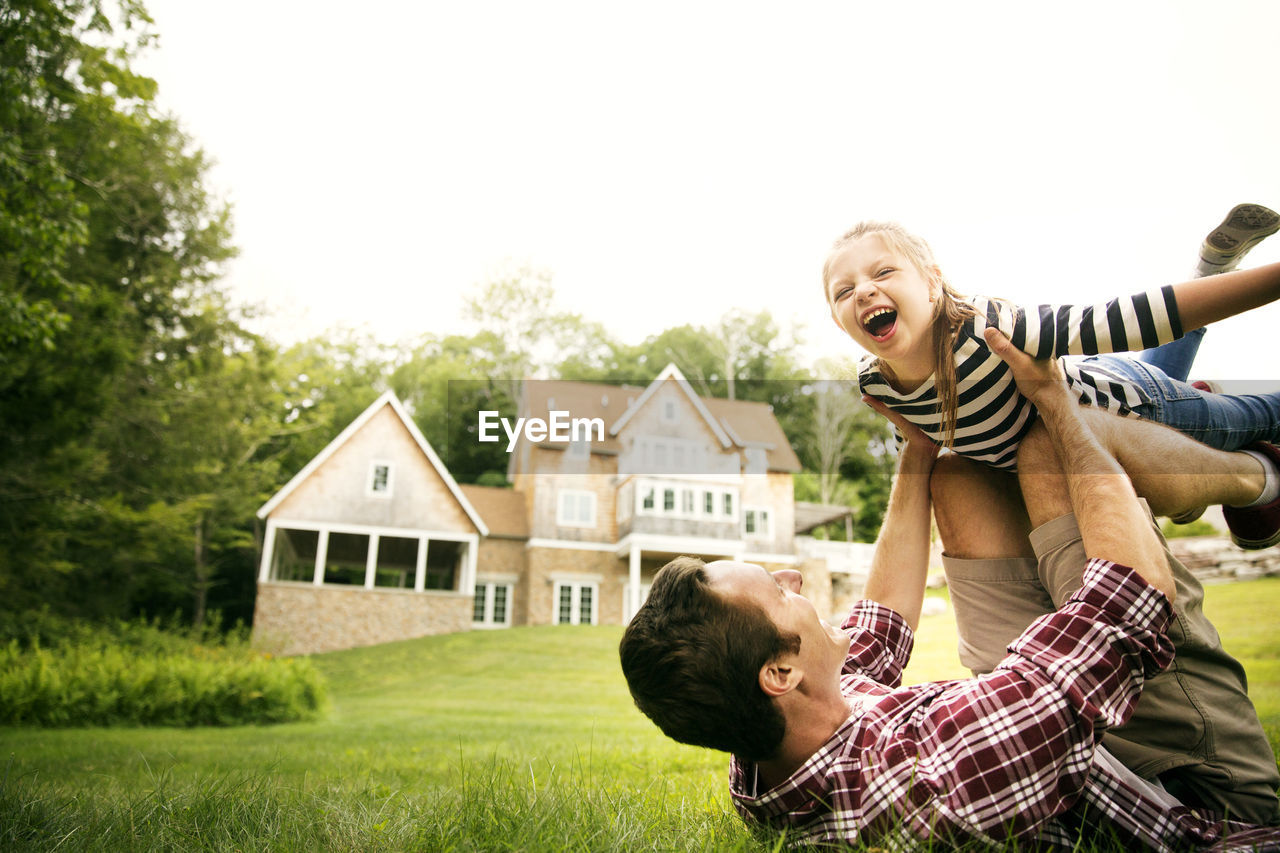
top-left (932, 404), bottom-right (1280, 825)
top-left (619, 328), bottom-right (1280, 849)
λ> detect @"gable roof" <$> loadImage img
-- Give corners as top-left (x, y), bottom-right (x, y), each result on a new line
top-left (257, 390), bottom-right (490, 535)
top-left (608, 363), bottom-right (732, 447)
top-left (512, 366), bottom-right (802, 473)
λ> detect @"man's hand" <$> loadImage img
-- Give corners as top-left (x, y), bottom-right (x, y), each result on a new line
top-left (983, 328), bottom-right (1174, 600)
top-left (862, 395), bottom-right (939, 475)
top-left (982, 327), bottom-right (1072, 414)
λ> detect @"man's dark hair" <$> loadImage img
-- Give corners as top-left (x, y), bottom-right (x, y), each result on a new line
top-left (618, 555), bottom-right (801, 762)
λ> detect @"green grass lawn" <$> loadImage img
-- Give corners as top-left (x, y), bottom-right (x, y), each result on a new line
top-left (1, 578), bottom-right (1277, 851)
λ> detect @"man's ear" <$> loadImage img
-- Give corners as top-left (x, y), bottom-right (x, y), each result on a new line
top-left (759, 658), bottom-right (803, 698)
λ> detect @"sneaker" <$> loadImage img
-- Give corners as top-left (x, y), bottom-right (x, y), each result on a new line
top-left (1190, 379), bottom-right (1224, 394)
top-left (1222, 442), bottom-right (1280, 550)
top-left (1199, 203), bottom-right (1280, 272)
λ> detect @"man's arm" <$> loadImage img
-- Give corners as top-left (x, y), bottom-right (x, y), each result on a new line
top-left (859, 396), bottom-right (938, 630)
top-left (1172, 261), bottom-right (1280, 332)
top-left (983, 328), bottom-right (1174, 600)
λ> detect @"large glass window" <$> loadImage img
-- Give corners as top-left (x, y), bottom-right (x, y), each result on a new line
top-left (474, 582), bottom-right (513, 627)
top-left (555, 582), bottom-right (598, 625)
top-left (744, 508), bottom-right (771, 537)
top-left (557, 490), bottom-right (596, 528)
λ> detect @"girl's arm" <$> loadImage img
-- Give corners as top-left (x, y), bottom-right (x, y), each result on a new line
top-left (979, 290), bottom-right (1179, 359)
top-left (1170, 261), bottom-right (1280, 332)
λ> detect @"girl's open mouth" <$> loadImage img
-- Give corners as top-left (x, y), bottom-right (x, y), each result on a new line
top-left (863, 308), bottom-right (897, 342)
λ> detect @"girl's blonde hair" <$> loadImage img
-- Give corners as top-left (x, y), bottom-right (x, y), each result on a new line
top-left (823, 221), bottom-right (979, 447)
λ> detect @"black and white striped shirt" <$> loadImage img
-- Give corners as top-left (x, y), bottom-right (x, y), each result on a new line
top-left (857, 286), bottom-right (1183, 470)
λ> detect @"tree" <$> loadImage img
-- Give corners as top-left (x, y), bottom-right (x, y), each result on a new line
top-left (0, 0), bottom-right (249, 621)
top-left (797, 372), bottom-right (865, 506)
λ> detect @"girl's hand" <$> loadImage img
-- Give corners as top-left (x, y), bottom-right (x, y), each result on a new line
top-left (861, 395), bottom-right (940, 470)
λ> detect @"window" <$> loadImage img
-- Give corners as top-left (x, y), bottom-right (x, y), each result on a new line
top-left (635, 479), bottom-right (738, 522)
top-left (474, 582), bottom-right (513, 627)
top-left (323, 532), bottom-right (370, 585)
top-left (554, 582), bottom-right (598, 625)
top-left (367, 461), bottom-right (394, 498)
top-left (744, 507), bottom-right (771, 538)
top-left (372, 535), bottom-right (419, 589)
top-left (269, 527), bottom-right (319, 582)
top-left (557, 490), bottom-right (597, 528)
top-left (631, 436), bottom-right (708, 475)
top-left (662, 399), bottom-right (677, 422)
top-left (425, 539), bottom-right (465, 590)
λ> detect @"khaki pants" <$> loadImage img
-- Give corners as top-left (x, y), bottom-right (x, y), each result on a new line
top-left (943, 504), bottom-right (1280, 825)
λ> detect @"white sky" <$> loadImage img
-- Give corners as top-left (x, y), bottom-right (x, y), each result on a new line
top-left (137, 0), bottom-right (1280, 386)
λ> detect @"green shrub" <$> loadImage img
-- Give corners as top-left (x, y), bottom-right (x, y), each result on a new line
top-left (1159, 517), bottom-right (1221, 539)
top-left (0, 613), bottom-right (325, 727)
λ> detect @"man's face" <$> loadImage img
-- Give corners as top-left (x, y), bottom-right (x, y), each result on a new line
top-left (704, 561), bottom-right (851, 681)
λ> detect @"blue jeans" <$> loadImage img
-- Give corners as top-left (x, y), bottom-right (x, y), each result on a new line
top-left (1085, 354), bottom-right (1280, 451)
top-left (1138, 327), bottom-right (1206, 383)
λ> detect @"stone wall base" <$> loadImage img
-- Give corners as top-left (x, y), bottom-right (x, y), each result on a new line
top-left (253, 582), bottom-right (471, 656)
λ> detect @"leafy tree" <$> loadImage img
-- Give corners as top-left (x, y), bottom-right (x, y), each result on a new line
top-left (0, 0), bottom-right (252, 621)
top-left (390, 331), bottom-right (514, 485)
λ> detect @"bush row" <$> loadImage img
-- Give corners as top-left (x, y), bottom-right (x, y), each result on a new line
top-left (0, 614), bottom-right (326, 727)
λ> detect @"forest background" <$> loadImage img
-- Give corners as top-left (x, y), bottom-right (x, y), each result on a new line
top-left (0, 0), bottom-right (894, 632)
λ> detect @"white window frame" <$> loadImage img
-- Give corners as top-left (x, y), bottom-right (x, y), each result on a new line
top-left (634, 478), bottom-right (739, 522)
top-left (367, 460), bottom-right (394, 498)
top-left (557, 489), bottom-right (597, 528)
top-left (553, 581), bottom-right (599, 625)
top-left (743, 506), bottom-right (772, 538)
top-left (473, 580), bottom-right (514, 628)
top-left (662, 399), bottom-right (678, 423)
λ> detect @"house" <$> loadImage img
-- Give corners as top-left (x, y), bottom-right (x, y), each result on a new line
top-left (253, 365), bottom-right (865, 655)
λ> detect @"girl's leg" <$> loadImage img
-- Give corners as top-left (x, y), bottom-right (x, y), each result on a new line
top-left (1138, 203), bottom-right (1279, 381)
top-left (1137, 327), bottom-right (1204, 382)
top-left (1088, 355), bottom-right (1280, 451)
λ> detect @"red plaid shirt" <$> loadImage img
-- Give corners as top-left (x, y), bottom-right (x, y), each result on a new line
top-left (729, 559), bottom-right (1280, 851)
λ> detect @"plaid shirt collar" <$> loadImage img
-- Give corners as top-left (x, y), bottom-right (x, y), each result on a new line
top-left (729, 706), bottom-right (859, 819)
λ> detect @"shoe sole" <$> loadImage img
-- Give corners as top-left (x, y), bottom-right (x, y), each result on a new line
top-left (1231, 527), bottom-right (1280, 550)
top-left (1200, 203), bottom-right (1280, 267)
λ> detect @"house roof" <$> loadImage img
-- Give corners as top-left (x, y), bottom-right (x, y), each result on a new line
top-left (794, 501), bottom-right (854, 534)
top-left (607, 363), bottom-right (732, 447)
top-left (458, 485), bottom-right (529, 539)
top-left (513, 364), bottom-right (802, 473)
top-left (256, 390), bottom-right (490, 536)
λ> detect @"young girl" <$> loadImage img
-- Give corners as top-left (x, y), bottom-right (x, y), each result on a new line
top-left (824, 208), bottom-right (1280, 548)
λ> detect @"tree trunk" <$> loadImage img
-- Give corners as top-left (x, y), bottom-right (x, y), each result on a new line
top-left (193, 511), bottom-right (208, 629)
